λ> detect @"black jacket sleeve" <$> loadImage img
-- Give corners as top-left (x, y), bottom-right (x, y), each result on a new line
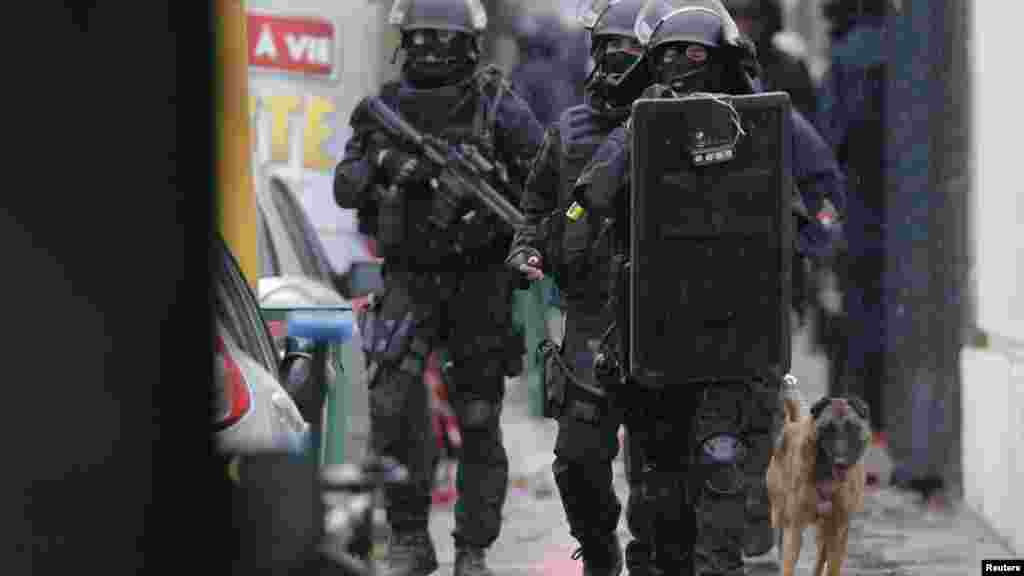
top-left (508, 123), bottom-right (563, 263)
top-left (493, 80), bottom-right (546, 187)
top-left (578, 123), bottom-right (631, 220)
top-left (333, 96), bottom-right (391, 210)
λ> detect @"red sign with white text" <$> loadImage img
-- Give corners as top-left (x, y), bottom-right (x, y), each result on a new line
top-left (247, 12), bottom-right (335, 78)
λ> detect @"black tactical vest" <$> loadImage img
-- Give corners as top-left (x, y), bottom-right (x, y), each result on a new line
top-left (377, 67), bottom-right (516, 265)
top-left (550, 104), bottom-right (624, 304)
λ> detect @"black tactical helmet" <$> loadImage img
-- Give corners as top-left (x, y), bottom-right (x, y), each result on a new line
top-left (389, 0), bottom-right (487, 86)
top-left (632, 0), bottom-right (758, 94)
top-left (580, 0), bottom-right (649, 42)
top-left (389, 0), bottom-right (487, 34)
top-left (635, 0), bottom-right (745, 54)
top-left (578, 0), bottom-right (649, 109)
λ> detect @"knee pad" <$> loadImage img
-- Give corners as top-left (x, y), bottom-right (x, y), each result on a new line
top-left (694, 384), bottom-right (749, 497)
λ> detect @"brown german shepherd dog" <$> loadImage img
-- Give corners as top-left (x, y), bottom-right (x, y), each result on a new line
top-left (767, 389), bottom-right (871, 576)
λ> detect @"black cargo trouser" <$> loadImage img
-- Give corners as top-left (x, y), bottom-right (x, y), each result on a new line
top-left (623, 378), bottom-right (783, 575)
top-left (359, 261), bottom-right (518, 548)
top-left (619, 386), bottom-right (696, 574)
top-left (551, 303), bottom-right (624, 544)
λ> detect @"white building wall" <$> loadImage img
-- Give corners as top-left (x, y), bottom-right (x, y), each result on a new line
top-left (961, 0), bottom-right (1024, 555)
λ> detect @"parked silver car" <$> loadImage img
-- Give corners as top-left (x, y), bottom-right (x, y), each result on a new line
top-left (213, 234), bottom-right (308, 455)
top-left (253, 169), bottom-right (381, 430)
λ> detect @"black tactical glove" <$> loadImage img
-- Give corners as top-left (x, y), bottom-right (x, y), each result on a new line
top-left (426, 174), bottom-right (463, 230)
top-left (640, 83), bottom-right (676, 99)
top-left (375, 148), bottom-right (434, 189)
top-left (505, 247), bottom-right (545, 285)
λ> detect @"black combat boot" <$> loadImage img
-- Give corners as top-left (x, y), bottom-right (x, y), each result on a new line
top-left (453, 545), bottom-right (494, 576)
top-left (572, 532), bottom-right (624, 576)
top-left (381, 529), bottom-right (439, 576)
top-left (743, 493), bottom-right (776, 558)
top-left (695, 547), bottom-right (745, 576)
top-left (625, 540), bottom-right (663, 576)
top-left (695, 512), bottom-right (745, 576)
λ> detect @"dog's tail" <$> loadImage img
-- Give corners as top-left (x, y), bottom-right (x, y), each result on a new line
top-left (780, 374), bottom-right (805, 423)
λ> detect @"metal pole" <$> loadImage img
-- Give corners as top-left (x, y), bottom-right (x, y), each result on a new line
top-left (215, 0), bottom-right (258, 287)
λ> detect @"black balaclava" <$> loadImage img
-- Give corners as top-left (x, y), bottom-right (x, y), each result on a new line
top-left (586, 36), bottom-right (645, 117)
top-left (401, 28), bottom-right (478, 88)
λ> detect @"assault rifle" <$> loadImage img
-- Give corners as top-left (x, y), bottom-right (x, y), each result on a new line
top-left (365, 96), bottom-right (526, 229)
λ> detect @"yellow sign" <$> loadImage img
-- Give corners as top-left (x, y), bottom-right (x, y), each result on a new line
top-left (248, 93), bottom-right (338, 172)
top-left (304, 95), bottom-right (335, 170)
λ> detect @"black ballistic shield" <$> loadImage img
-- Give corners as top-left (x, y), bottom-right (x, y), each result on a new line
top-left (628, 92), bottom-right (792, 388)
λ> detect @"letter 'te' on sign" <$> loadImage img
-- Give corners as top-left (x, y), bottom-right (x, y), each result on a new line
top-left (247, 12), bottom-right (336, 79)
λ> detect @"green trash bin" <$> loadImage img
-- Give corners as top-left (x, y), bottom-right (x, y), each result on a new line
top-left (261, 305), bottom-right (353, 466)
top-left (514, 277), bottom-right (558, 419)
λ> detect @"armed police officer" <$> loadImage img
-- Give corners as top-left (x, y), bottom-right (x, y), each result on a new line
top-left (568, 1), bottom-right (845, 574)
top-left (333, 1), bottom-right (544, 574)
top-left (505, 1), bottom-right (652, 575)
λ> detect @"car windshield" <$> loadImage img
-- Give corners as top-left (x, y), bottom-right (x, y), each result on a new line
top-left (258, 206), bottom-right (281, 277)
top-left (215, 237), bottom-right (279, 372)
top-left (269, 178), bottom-right (335, 283)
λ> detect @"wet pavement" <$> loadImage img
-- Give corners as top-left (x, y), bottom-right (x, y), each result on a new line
top-left (424, 396), bottom-right (1015, 575)
top-left (419, 322), bottom-right (1017, 575)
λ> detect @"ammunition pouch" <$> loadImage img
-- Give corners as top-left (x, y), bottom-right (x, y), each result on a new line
top-left (538, 338), bottom-right (612, 425)
top-left (374, 185), bottom-right (406, 249)
top-left (538, 339), bottom-right (566, 419)
top-left (356, 286), bottom-right (429, 385)
top-left (560, 213), bottom-right (591, 300)
top-left (554, 212), bottom-right (617, 307)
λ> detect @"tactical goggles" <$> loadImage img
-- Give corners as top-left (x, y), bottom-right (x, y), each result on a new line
top-left (408, 28), bottom-right (460, 46)
top-left (599, 36), bottom-right (644, 75)
top-left (656, 42), bottom-right (710, 68)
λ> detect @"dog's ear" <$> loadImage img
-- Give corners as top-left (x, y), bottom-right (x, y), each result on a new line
top-left (810, 396), bottom-right (831, 420)
top-left (846, 395), bottom-right (870, 421)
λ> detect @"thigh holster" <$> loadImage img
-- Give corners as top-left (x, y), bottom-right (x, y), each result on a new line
top-left (538, 338), bottom-right (610, 424)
